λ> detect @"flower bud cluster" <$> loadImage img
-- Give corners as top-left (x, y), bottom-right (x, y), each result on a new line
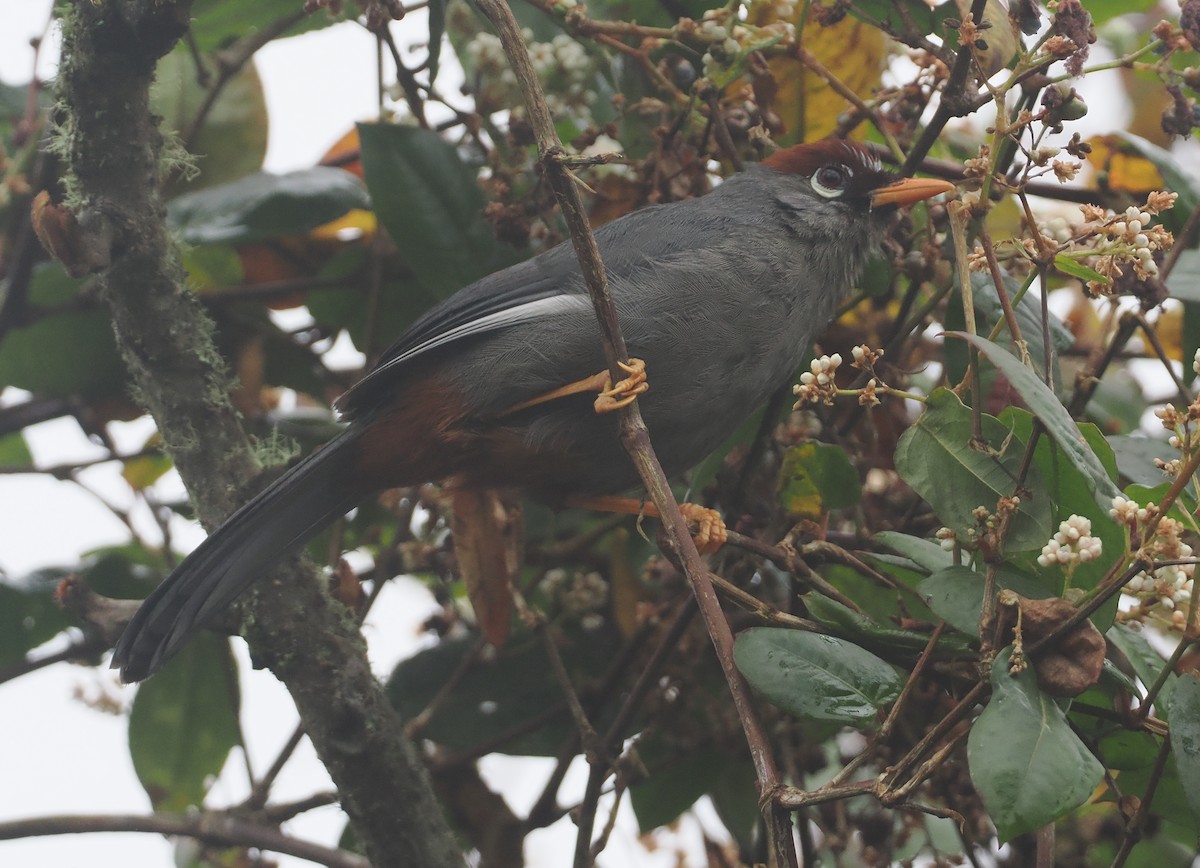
top-left (542, 568), bottom-right (608, 629)
top-left (1154, 395), bottom-right (1200, 473)
top-left (697, 8), bottom-right (795, 74)
top-left (850, 344), bottom-right (883, 369)
top-left (464, 29), bottom-right (597, 123)
top-left (1037, 514), bottom-right (1103, 567)
top-left (793, 353), bottom-right (842, 407)
top-left (1114, 503), bottom-right (1196, 629)
top-left (972, 192), bottom-right (1178, 289)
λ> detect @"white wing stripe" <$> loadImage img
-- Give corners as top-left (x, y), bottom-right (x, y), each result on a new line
top-left (369, 294), bottom-right (590, 377)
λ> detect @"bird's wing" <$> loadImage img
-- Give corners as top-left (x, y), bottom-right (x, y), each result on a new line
top-left (335, 197), bottom-right (710, 419)
top-left (336, 246), bottom-right (592, 417)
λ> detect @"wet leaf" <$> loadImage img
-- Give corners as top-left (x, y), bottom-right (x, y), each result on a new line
top-left (734, 627), bottom-right (902, 724)
top-left (968, 649), bottom-right (1104, 841)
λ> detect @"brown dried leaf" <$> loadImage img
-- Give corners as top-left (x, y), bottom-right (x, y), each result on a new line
top-left (451, 488), bottom-right (522, 647)
top-left (1001, 594), bottom-right (1106, 696)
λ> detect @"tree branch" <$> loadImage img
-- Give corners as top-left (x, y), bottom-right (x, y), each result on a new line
top-left (0, 812), bottom-right (368, 868)
top-left (54, 3), bottom-right (458, 865)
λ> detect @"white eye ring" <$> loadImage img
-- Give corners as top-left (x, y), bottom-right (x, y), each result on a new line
top-left (812, 164), bottom-right (850, 199)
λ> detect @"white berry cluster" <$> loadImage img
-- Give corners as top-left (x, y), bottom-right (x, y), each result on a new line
top-left (848, 345), bottom-right (885, 407)
top-left (793, 353), bottom-right (842, 407)
top-left (1153, 398), bottom-right (1200, 477)
top-left (464, 29), bottom-right (597, 124)
top-left (694, 8), bottom-right (795, 76)
top-left (541, 568), bottom-right (608, 630)
top-left (967, 192), bottom-right (1177, 292)
top-left (1110, 498), bottom-right (1195, 629)
top-left (1077, 194), bottom-right (1177, 291)
top-left (698, 14), bottom-right (741, 64)
top-left (1037, 514), bottom-right (1103, 567)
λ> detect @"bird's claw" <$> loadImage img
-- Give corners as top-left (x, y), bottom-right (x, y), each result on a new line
top-left (678, 503), bottom-right (727, 554)
top-left (594, 358), bottom-right (648, 414)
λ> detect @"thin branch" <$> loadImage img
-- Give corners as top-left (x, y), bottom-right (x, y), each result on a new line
top-left (0, 812), bottom-right (368, 868)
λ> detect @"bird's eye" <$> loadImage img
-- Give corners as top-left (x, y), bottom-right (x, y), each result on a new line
top-left (812, 164), bottom-right (849, 198)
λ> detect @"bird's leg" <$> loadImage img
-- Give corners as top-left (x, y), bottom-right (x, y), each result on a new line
top-left (501, 358), bottom-right (648, 416)
top-left (565, 494), bottom-right (727, 555)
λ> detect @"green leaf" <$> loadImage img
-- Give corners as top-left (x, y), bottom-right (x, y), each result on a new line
top-left (918, 564), bottom-right (1050, 637)
top-left (387, 629), bottom-right (624, 755)
top-left (629, 736), bottom-right (725, 832)
top-left (0, 576), bottom-right (74, 666)
top-left (894, 388), bottom-right (1054, 552)
top-left (803, 594), bottom-right (968, 655)
top-left (427, 0), bottom-right (447, 84)
top-left (1106, 435), bottom-right (1176, 487)
top-left (0, 432), bottom-right (32, 468)
top-left (848, 0), bottom-right (958, 35)
top-left (1169, 674), bottom-right (1200, 823)
top-left (1108, 622), bottom-right (1176, 719)
top-left (1085, 0), bottom-right (1160, 23)
top-left (188, 0), bottom-right (349, 52)
top-left (0, 264), bottom-right (126, 400)
top-left (1114, 756), bottom-right (1200, 834)
top-left (128, 634), bottom-right (240, 811)
top-left (1097, 729), bottom-right (1161, 771)
top-left (968, 649), bottom-right (1104, 841)
top-left (945, 271), bottom-right (1073, 391)
top-left (182, 244), bottom-right (244, 292)
top-left (1053, 254), bottom-right (1109, 284)
top-left (306, 255), bottom-right (441, 358)
top-left (1167, 250), bottom-right (1200, 303)
top-left (733, 627), bottom-right (902, 724)
top-left (358, 123), bottom-right (522, 296)
top-left (777, 441), bottom-right (861, 517)
top-left (1185, 299), bottom-right (1200, 390)
top-left (168, 168), bottom-right (370, 245)
top-left (1087, 368), bottom-right (1149, 435)
top-left (951, 333), bottom-right (1123, 508)
top-left (874, 531), bottom-right (953, 573)
top-left (708, 758), bottom-right (760, 851)
top-left (153, 45), bottom-right (267, 192)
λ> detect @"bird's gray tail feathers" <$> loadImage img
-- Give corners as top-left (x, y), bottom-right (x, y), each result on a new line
top-left (111, 429), bottom-right (369, 682)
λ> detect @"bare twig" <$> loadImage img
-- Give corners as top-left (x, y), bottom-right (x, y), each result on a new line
top-left (0, 812), bottom-right (368, 868)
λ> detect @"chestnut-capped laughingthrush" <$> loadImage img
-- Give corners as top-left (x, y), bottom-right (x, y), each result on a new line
top-left (112, 139), bottom-right (955, 681)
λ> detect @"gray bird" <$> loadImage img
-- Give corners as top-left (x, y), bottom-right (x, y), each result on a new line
top-left (112, 138), bottom-right (954, 681)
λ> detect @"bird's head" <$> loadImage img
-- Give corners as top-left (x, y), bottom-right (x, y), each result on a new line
top-left (761, 139), bottom-right (955, 221)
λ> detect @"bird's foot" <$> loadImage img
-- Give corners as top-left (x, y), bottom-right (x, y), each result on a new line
top-left (594, 358), bottom-right (648, 413)
top-left (564, 495), bottom-right (726, 555)
top-left (677, 503), bottom-right (727, 554)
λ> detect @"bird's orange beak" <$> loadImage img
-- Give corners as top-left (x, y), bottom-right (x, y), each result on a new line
top-left (871, 176), bottom-right (956, 208)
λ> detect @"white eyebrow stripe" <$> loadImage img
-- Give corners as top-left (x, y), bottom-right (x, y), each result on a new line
top-left (370, 294), bottom-right (591, 375)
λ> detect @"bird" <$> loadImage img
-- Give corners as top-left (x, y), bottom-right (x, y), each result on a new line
top-left (111, 139), bottom-right (955, 682)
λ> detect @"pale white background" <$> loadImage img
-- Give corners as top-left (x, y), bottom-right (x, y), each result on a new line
top-left (2, 1), bottom-right (1194, 866)
top-left (0, 2), bottom-right (726, 865)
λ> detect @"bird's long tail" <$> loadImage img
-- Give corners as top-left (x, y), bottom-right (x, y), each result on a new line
top-left (111, 428), bottom-right (371, 682)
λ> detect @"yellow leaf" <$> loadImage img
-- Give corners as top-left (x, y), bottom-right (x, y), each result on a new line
top-left (1086, 135), bottom-right (1165, 194)
top-left (1155, 305), bottom-right (1182, 362)
top-left (122, 433), bottom-right (172, 491)
top-left (607, 529), bottom-right (647, 638)
top-left (746, 2), bottom-right (887, 144)
top-left (308, 208), bottom-right (377, 242)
